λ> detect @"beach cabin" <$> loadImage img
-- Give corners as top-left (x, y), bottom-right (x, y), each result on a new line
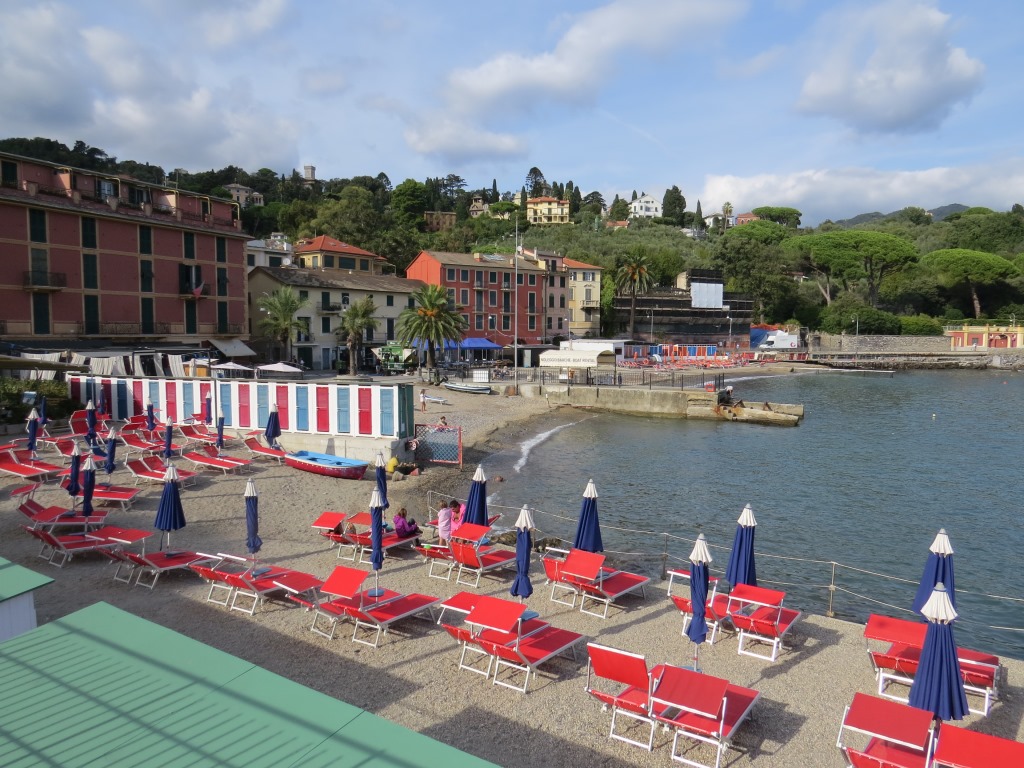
top-left (0, 556), bottom-right (52, 643)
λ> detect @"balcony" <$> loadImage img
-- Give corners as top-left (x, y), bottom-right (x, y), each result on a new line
top-left (316, 302), bottom-right (343, 313)
top-left (501, 283), bottom-right (513, 291)
top-left (293, 332), bottom-right (315, 345)
top-left (23, 271), bottom-right (67, 291)
top-left (214, 323), bottom-right (244, 336)
top-left (579, 299), bottom-right (600, 308)
top-left (75, 321), bottom-right (171, 336)
top-left (179, 283), bottom-right (210, 298)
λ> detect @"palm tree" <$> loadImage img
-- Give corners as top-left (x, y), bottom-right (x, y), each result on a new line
top-left (256, 288), bottom-right (308, 362)
top-left (615, 249), bottom-right (654, 338)
top-left (721, 201), bottom-right (734, 233)
top-left (396, 284), bottom-right (467, 383)
top-left (338, 297), bottom-right (379, 375)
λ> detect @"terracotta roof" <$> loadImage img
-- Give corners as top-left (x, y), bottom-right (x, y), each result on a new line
top-left (563, 258), bottom-right (603, 270)
top-left (527, 196), bottom-right (567, 204)
top-left (417, 251), bottom-right (546, 272)
top-left (293, 235), bottom-right (381, 259)
top-left (250, 266), bottom-right (423, 294)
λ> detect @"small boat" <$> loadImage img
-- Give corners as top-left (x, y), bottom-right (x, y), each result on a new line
top-left (284, 450), bottom-right (369, 479)
top-left (443, 382), bottom-right (492, 395)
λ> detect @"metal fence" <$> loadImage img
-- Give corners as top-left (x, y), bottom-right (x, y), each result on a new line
top-left (414, 423), bottom-right (462, 467)
top-left (423, 491), bottom-right (1024, 657)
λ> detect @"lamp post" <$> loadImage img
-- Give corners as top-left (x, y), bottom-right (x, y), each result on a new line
top-left (853, 314), bottom-right (859, 337)
top-left (649, 308), bottom-right (655, 342)
top-left (727, 315), bottom-right (733, 348)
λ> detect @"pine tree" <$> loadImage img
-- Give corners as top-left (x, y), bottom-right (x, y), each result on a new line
top-left (694, 200), bottom-right (704, 230)
top-left (491, 178), bottom-right (499, 203)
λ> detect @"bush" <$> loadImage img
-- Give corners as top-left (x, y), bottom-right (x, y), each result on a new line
top-left (0, 378), bottom-right (72, 424)
top-left (900, 315), bottom-right (944, 335)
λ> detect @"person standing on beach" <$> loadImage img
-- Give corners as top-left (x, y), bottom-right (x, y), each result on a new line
top-left (437, 500), bottom-right (453, 545)
top-left (420, 388), bottom-right (427, 412)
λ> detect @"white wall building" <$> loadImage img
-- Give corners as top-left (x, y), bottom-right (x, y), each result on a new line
top-left (629, 193), bottom-right (661, 219)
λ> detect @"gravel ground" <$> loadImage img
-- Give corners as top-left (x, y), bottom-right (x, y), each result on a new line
top-left (3, 381), bottom-right (1021, 767)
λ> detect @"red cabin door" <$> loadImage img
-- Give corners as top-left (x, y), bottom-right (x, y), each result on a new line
top-left (357, 387), bottom-right (373, 435)
top-left (238, 385), bottom-right (250, 428)
top-left (316, 386), bottom-right (330, 432)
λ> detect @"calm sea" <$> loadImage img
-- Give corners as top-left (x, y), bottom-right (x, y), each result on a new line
top-left (482, 369), bottom-right (1024, 659)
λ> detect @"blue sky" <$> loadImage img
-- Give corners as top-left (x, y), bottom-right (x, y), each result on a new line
top-left (3, 0), bottom-right (1021, 225)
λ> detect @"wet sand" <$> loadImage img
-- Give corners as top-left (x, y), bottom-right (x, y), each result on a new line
top-left (3, 375), bottom-right (1021, 767)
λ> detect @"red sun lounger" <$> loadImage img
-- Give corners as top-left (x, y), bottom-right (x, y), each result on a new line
top-left (307, 565), bottom-right (404, 641)
top-left (414, 544), bottom-right (457, 580)
top-left (651, 664), bottom-right (760, 768)
top-left (482, 626), bottom-right (584, 693)
top-left (585, 643), bottom-right (656, 751)
top-left (837, 692), bottom-right (935, 768)
top-left (119, 431), bottom-right (165, 456)
top-left (21, 524), bottom-right (120, 568)
top-left (450, 539), bottom-right (516, 588)
top-left (124, 550), bottom-right (214, 589)
top-left (60, 478), bottom-right (141, 512)
top-left (558, 548), bottom-right (650, 618)
top-left (0, 449), bottom-right (62, 480)
top-left (243, 437), bottom-right (285, 464)
top-left (347, 593), bottom-right (441, 648)
top-left (932, 722), bottom-right (1024, 768)
top-left (864, 613), bottom-right (1001, 716)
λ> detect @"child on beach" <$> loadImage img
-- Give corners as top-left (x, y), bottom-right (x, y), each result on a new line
top-left (393, 507), bottom-right (422, 546)
top-left (437, 500), bottom-right (453, 545)
top-left (420, 388), bottom-right (427, 412)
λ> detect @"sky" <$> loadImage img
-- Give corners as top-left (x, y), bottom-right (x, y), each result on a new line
top-left (3, 0), bottom-right (1022, 226)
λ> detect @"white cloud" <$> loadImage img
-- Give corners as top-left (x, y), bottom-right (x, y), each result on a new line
top-left (404, 117), bottom-right (526, 163)
top-left (445, 0), bottom-right (746, 116)
top-left (300, 68), bottom-right (347, 95)
top-left (196, 0), bottom-right (290, 47)
top-left (701, 160), bottom-right (1024, 225)
top-left (719, 45), bottom-right (786, 78)
top-left (797, 1), bottom-right (984, 133)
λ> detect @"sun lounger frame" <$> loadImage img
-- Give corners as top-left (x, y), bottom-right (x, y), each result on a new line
top-left (585, 643), bottom-right (656, 751)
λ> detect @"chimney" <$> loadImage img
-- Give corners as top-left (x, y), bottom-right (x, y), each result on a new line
top-left (473, 253), bottom-right (482, 261)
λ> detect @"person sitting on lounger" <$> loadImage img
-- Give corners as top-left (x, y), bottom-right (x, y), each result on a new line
top-left (393, 507), bottom-right (422, 546)
top-left (448, 499), bottom-right (464, 538)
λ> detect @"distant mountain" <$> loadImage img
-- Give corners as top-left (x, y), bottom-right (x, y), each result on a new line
top-left (832, 204), bottom-right (970, 228)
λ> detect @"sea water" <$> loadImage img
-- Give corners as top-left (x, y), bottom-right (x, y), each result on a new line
top-left (483, 369), bottom-right (1024, 658)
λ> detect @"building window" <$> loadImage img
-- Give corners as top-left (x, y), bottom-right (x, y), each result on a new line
top-left (386, 295), bottom-right (394, 307)
top-left (558, 317), bottom-right (564, 330)
top-left (547, 316), bottom-right (553, 329)
top-left (359, 259), bottom-right (369, 271)
top-left (528, 316), bottom-right (536, 331)
top-left (247, 253), bottom-right (255, 267)
top-left (461, 313), bottom-right (469, 327)
top-left (339, 257), bottom-right (355, 269)
top-left (560, 295), bottom-right (566, 308)
top-left (141, 297), bottom-right (154, 334)
top-left (81, 217), bottom-right (97, 249)
top-left (569, 288), bottom-right (575, 300)
top-left (528, 274), bottom-right (536, 286)
top-left (140, 260), bottom-right (153, 293)
top-left (185, 300), bottom-right (197, 335)
top-left (488, 315), bottom-right (496, 330)
top-left (408, 297), bottom-right (415, 308)
top-left (489, 271), bottom-right (497, 284)
top-left (560, 276), bottom-right (566, 288)
top-left (324, 254), bottom-right (334, 268)
top-left (182, 232), bottom-right (194, 259)
top-left (387, 317), bottom-right (395, 339)
top-left (446, 268), bottom-right (456, 281)
top-left (489, 290), bottom-right (497, 307)
top-left (216, 237), bottom-right (226, 263)
top-left (0, 159), bottom-right (17, 186)
top-left (298, 290), bottom-right (308, 301)
top-left (217, 301), bottom-right (229, 333)
top-left (29, 209), bottom-right (46, 243)
top-left (216, 267), bottom-right (228, 297)
top-left (311, 255), bottom-right (319, 269)
top-left (269, 256), bottom-right (282, 268)
top-left (475, 315), bottom-right (483, 330)
top-left (548, 294), bottom-right (555, 308)
top-left (502, 315), bottom-right (511, 331)
top-left (341, 293), bottom-right (350, 306)
top-left (83, 253), bottom-right (98, 290)
top-left (321, 316), bottom-right (331, 334)
top-left (517, 273), bottom-right (523, 285)
top-left (460, 269), bottom-right (469, 282)
top-left (83, 295), bottom-right (100, 335)
top-left (460, 289), bottom-right (468, 306)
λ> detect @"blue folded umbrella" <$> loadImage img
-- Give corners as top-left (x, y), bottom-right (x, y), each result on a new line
top-left (375, 452), bottom-right (389, 511)
top-left (154, 466), bottom-right (186, 549)
top-left (510, 506), bottom-right (535, 600)
top-left (726, 504), bottom-right (757, 588)
top-left (913, 529), bottom-right (956, 613)
top-left (572, 479), bottom-right (603, 553)
top-left (909, 583), bottom-right (968, 721)
top-left (245, 478), bottom-right (262, 555)
top-left (463, 466), bottom-right (488, 527)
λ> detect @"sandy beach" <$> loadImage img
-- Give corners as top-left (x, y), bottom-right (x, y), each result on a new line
top-left (3, 373), bottom-right (1022, 767)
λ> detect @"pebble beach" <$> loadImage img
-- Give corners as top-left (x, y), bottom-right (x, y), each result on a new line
top-left (3, 377), bottom-right (1022, 767)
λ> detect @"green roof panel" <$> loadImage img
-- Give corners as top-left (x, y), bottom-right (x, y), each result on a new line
top-left (0, 556), bottom-right (53, 601)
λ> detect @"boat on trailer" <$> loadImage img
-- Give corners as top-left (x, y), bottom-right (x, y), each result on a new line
top-left (443, 381), bottom-right (492, 395)
top-left (284, 450), bottom-right (369, 479)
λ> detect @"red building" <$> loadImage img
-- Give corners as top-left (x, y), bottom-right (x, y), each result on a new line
top-left (405, 251), bottom-right (549, 345)
top-left (0, 151), bottom-right (249, 347)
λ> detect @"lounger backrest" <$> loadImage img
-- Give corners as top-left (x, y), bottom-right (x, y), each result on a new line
top-left (587, 643), bottom-right (650, 689)
top-left (671, 595), bottom-right (695, 616)
top-left (442, 623), bottom-right (474, 645)
top-left (563, 549), bottom-right (605, 581)
top-left (450, 540), bottom-right (481, 568)
top-left (18, 499), bottom-right (44, 518)
top-left (541, 555), bottom-right (563, 582)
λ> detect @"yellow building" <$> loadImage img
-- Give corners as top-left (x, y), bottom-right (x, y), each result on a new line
top-left (564, 258), bottom-right (602, 337)
top-left (526, 196), bottom-right (570, 225)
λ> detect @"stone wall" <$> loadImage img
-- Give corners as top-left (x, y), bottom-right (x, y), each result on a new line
top-left (809, 333), bottom-right (952, 354)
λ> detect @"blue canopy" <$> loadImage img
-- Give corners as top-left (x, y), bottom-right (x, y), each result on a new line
top-left (725, 504), bottom-right (757, 588)
top-left (460, 338), bottom-right (502, 350)
top-left (463, 466), bottom-right (488, 527)
top-left (913, 529), bottom-right (956, 613)
top-left (244, 478), bottom-right (262, 555)
top-left (154, 466), bottom-right (186, 549)
top-left (572, 479), bottom-right (603, 553)
top-left (908, 583), bottom-right (968, 721)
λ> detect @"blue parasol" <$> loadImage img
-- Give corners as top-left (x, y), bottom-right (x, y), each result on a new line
top-left (80, 454), bottom-right (96, 516)
top-left (686, 534), bottom-right (713, 672)
top-left (264, 402), bottom-right (281, 449)
top-left (26, 408), bottom-right (39, 457)
top-left (244, 477), bottom-right (262, 556)
top-left (85, 399), bottom-right (97, 445)
top-left (572, 479), bottom-right (603, 553)
top-left (375, 452), bottom-right (389, 510)
top-left (204, 392), bottom-right (213, 425)
top-left (913, 529), bottom-right (956, 613)
top-left (96, 385), bottom-right (106, 417)
top-left (908, 583), bottom-right (968, 721)
top-left (103, 428), bottom-right (118, 485)
top-left (38, 395), bottom-right (47, 428)
top-left (216, 415), bottom-right (225, 453)
top-left (463, 465), bottom-right (488, 526)
top-left (153, 465), bottom-right (186, 550)
top-left (162, 419), bottom-right (174, 464)
top-left (726, 503), bottom-right (757, 588)
top-left (66, 442), bottom-right (82, 507)
top-left (369, 486), bottom-right (385, 595)
top-left (509, 505), bottom-right (535, 600)
top-left (145, 398), bottom-right (156, 431)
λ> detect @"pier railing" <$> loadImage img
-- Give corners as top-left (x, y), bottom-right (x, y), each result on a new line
top-left (426, 491), bottom-right (1024, 658)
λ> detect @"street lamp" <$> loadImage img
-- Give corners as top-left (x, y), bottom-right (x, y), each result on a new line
top-left (727, 315), bottom-right (733, 348)
top-left (852, 314), bottom-right (859, 337)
